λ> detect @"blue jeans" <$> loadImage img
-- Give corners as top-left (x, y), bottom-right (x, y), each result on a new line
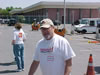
top-left (13, 44), bottom-right (24, 69)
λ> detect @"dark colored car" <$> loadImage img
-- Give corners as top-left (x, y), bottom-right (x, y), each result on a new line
top-left (8, 19), bottom-right (17, 26)
top-left (53, 20), bottom-right (61, 26)
top-left (72, 20), bottom-right (80, 26)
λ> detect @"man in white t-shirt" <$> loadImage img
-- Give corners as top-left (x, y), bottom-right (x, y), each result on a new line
top-left (28, 18), bottom-right (76, 75)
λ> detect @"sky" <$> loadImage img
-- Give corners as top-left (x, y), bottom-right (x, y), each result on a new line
top-left (0, 0), bottom-right (100, 9)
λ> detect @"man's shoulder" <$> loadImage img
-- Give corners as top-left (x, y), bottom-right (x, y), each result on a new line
top-left (55, 34), bottom-right (70, 45)
top-left (55, 34), bottom-right (67, 41)
top-left (37, 38), bottom-right (44, 44)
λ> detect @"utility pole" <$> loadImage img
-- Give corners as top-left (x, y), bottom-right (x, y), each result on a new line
top-left (64, 0), bottom-right (66, 28)
top-left (71, 10), bottom-right (74, 34)
top-left (96, 8), bottom-right (100, 40)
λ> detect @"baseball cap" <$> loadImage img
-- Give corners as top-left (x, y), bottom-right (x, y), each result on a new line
top-left (40, 18), bottom-right (54, 28)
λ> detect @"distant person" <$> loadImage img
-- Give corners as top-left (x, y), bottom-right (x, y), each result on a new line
top-left (28, 18), bottom-right (76, 75)
top-left (34, 22), bottom-right (39, 27)
top-left (12, 23), bottom-right (26, 72)
top-left (72, 20), bottom-right (80, 26)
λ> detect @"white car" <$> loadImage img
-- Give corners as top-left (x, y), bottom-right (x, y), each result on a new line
top-left (74, 18), bottom-right (100, 33)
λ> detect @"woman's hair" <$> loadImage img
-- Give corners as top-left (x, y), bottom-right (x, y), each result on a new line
top-left (15, 23), bottom-right (22, 30)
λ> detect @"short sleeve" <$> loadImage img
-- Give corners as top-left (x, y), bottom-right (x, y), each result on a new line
top-left (13, 32), bottom-right (16, 40)
top-left (23, 32), bottom-right (26, 40)
top-left (33, 43), bottom-right (40, 61)
top-left (63, 40), bottom-right (76, 61)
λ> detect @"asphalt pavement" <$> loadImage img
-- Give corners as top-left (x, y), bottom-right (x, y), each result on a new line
top-left (0, 24), bottom-right (100, 75)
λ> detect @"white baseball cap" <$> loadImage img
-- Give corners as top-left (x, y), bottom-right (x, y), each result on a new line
top-left (40, 18), bottom-right (54, 28)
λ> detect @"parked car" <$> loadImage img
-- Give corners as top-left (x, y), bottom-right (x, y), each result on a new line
top-left (0, 18), bottom-right (3, 24)
top-left (72, 20), bottom-right (80, 26)
top-left (74, 18), bottom-right (100, 33)
top-left (53, 20), bottom-right (61, 26)
top-left (4, 19), bottom-right (10, 24)
top-left (8, 19), bottom-right (17, 26)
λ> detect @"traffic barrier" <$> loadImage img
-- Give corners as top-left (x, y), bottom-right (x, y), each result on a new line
top-left (32, 23), bottom-right (40, 31)
top-left (88, 40), bottom-right (100, 43)
top-left (54, 28), bottom-right (66, 37)
top-left (85, 54), bottom-right (95, 75)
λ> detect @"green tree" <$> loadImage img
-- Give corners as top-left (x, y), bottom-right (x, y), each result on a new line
top-left (18, 15), bottom-right (25, 23)
top-left (6, 6), bottom-right (14, 12)
top-left (0, 7), bottom-right (22, 15)
top-left (0, 8), bottom-right (2, 14)
top-left (1, 9), bottom-right (9, 15)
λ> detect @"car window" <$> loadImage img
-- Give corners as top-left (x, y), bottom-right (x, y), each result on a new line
top-left (89, 21), bottom-right (95, 26)
top-left (97, 20), bottom-right (100, 28)
top-left (80, 19), bottom-right (89, 24)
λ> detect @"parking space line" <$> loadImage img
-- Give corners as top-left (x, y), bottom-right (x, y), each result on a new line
top-left (80, 49), bottom-right (92, 52)
top-left (0, 32), bottom-right (2, 35)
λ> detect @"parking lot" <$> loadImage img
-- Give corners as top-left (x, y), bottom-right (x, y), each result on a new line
top-left (0, 24), bottom-right (100, 75)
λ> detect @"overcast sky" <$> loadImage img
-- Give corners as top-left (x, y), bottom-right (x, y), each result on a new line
top-left (0, 0), bottom-right (100, 9)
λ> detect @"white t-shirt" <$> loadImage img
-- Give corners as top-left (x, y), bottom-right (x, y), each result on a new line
top-left (34, 34), bottom-right (76, 75)
top-left (13, 28), bottom-right (26, 44)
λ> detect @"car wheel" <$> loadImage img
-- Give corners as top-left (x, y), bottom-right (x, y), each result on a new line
top-left (81, 30), bottom-right (87, 34)
top-left (77, 31), bottom-right (81, 33)
top-left (93, 32), bottom-right (96, 34)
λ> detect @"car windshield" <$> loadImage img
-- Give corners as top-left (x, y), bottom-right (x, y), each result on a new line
top-left (80, 19), bottom-right (89, 24)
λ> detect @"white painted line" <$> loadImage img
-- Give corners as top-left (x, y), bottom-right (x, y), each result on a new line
top-left (80, 50), bottom-right (91, 52)
top-left (0, 32), bottom-right (2, 35)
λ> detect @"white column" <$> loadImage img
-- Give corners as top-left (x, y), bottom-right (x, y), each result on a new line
top-left (64, 0), bottom-right (66, 28)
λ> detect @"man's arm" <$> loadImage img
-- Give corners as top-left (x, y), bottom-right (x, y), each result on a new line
top-left (64, 58), bottom-right (72, 75)
top-left (28, 60), bottom-right (40, 75)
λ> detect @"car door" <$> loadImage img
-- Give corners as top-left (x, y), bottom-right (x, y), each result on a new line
top-left (88, 20), bottom-right (96, 33)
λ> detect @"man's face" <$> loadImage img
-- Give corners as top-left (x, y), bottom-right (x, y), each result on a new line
top-left (40, 26), bottom-right (54, 40)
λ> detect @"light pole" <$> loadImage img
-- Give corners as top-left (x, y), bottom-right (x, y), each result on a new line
top-left (96, 8), bottom-right (100, 39)
top-left (71, 10), bottom-right (74, 34)
top-left (64, 0), bottom-right (66, 28)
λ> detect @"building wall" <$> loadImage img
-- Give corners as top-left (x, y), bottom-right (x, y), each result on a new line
top-left (47, 8), bottom-right (98, 24)
top-left (47, 8), bottom-right (100, 24)
top-left (48, 8), bottom-right (57, 21)
top-left (68, 9), bottom-right (80, 23)
top-left (59, 8), bottom-right (64, 22)
top-left (11, 8), bottom-right (100, 24)
top-left (91, 9), bottom-right (99, 18)
top-left (81, 9), bottom-right (90, 18)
